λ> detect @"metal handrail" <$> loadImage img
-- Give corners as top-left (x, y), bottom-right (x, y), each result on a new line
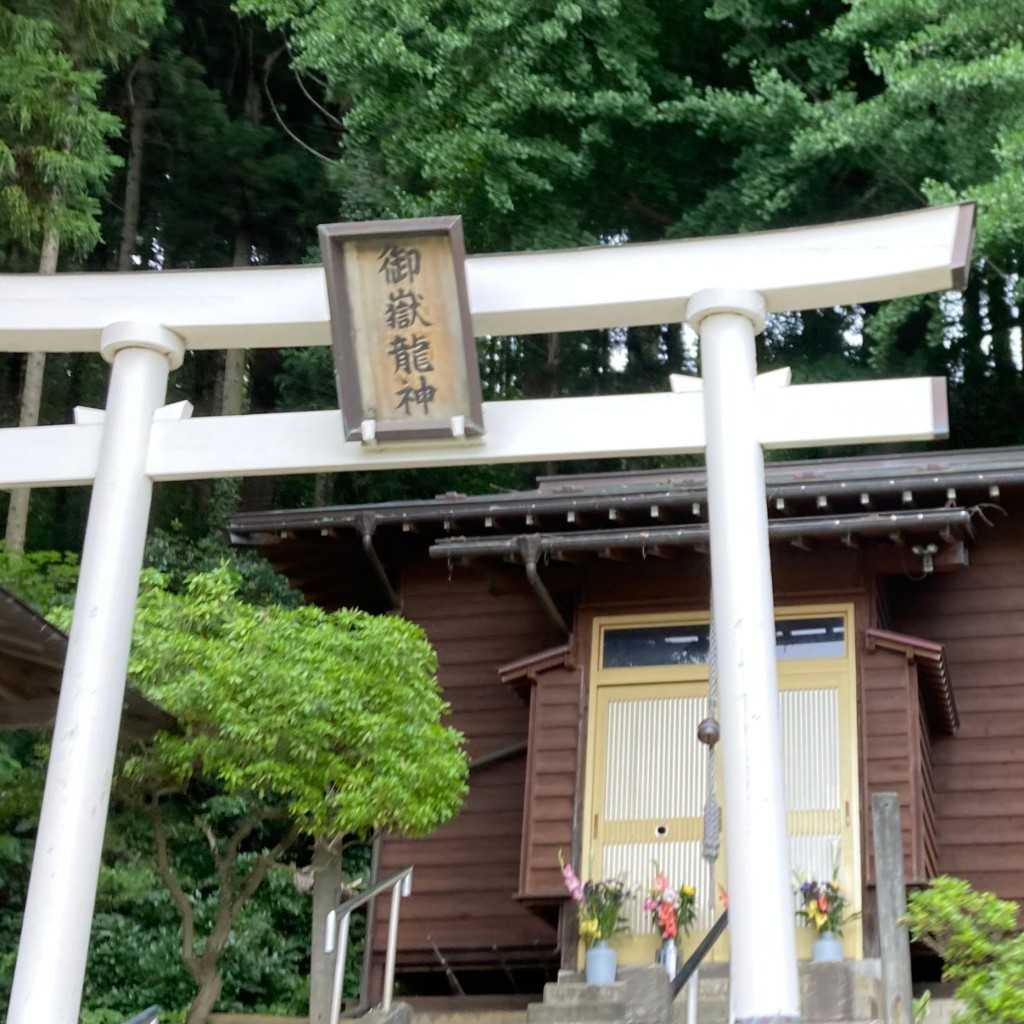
top-left (671, 909), bottom-right (729, 999)
top-left (325, 865), bottom-right (413, 1024)
top-left (120, 1007), bottom-right (159, 1024)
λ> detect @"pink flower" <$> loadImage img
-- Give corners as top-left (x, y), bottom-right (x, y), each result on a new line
top-left (652, 873), bottom-right (670, 893)
top-left (643, 898), bottom-right (657, 912)
top-left (561, 861), bottom-right (584, 902)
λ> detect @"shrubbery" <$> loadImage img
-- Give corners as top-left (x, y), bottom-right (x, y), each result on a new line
top-left (906, 875), bottom-right (1024, 1024)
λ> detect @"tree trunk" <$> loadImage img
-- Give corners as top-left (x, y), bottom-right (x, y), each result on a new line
top-left (313, 472), bottom-right (331, 506)
top-left (543, 331), bottom-right (560, 476)
top-left (5, 228), bottom-right (59, 550)
top-left (309, 840), bottom-right (343, 1024)
top-left (118, 59), bottom-right (150, 272)
top-left (184, 965), bottom-right (224, 1024)
top-left (208, 232), bottom-right (251, 524)
top-left (183, 904), bottom-right (234, 1024)
top-left (221, 232), bottom-right (251, 418)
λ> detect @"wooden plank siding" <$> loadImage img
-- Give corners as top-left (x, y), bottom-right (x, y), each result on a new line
top-left (514, 659), bottom-right (583, 901)
top-left (860, 647), bottom-right (935, 885)
top-left (889, 492), bottom-right (1024, 906)
top-left (372, 560), bottom-right (564, 973)
top-left (366, 505), bottom-right (1024, 983)
top-left (920, 694), bottom-right (938, 879)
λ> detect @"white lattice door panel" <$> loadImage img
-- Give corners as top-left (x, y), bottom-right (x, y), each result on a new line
top-left (589, 667), bottom-right (860, 964)
top-left (781, 680), bottom-right (843, 889)
top-left (591, 682), bottom-right (723, 963)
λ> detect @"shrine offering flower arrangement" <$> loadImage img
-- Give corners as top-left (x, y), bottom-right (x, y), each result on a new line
top-left (796, 877), bottom-right (851, 935)
top-left (559, 853), bottom-right (631, 948)
top-left (644, 866), bottom-right (697, 943)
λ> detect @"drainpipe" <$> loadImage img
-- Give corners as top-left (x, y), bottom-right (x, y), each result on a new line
top-left (518, 535), bottom-right (569, 635)
top-left (357, 515), bottom-right (401, 611)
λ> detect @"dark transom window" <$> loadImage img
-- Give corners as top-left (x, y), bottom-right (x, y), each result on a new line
top-left (602, 616), bottom-right (845, 668)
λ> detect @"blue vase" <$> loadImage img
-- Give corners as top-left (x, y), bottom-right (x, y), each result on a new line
top-left (811, 931), bottom-right (843, 962)
top-left (585, 940), bottom-right (617, 984)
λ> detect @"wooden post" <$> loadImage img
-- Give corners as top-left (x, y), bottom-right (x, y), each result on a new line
top-left (871, 793), bottom-right (914, 1024)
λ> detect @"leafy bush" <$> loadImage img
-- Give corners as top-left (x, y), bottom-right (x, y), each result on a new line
top-left (0, 543), bottom-right (79, 613)
top-left (905, 875), bottom-right (1024, 1024)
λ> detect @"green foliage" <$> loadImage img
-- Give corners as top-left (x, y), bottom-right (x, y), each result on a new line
top-left (110, 2), bottom-right (334, 272)
top-left (238, 0), bottom-right (686, 251)
top-left (0, 731), bottom-right (47, 1009)
top-left (120, 565), bottom-right (466, 838)
top-left (144, 525), bottom-right (301, 608)
top-left (0, 0), bottom-right (162, 258)
top-left (25, 564), bottom-right (461, 1018)
top-left (0, 9), bottom-right (118, 256)
top-left (0, 541), bottom-right (79, 613)
top-left (82, 854), bottom-right (310, 1017)
top-left (905, 875), bottom-right (1024, 1024)
top-left (913, 990), bottom-right (931, 1024)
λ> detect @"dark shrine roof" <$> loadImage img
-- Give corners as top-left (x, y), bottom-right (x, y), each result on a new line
top-left (0, 587), bottom-right (175, 739)
top-left (229, 445), bottom-right (1024, 612)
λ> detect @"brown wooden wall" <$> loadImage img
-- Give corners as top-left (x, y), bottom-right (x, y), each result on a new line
top-left (517, 661), bottom-right (583, 900)
top-left (576, 546), bottom-right (870, 616)
top-left (374, 560), bottom-right (564, 972)
top-left (889, 493), bottom-right (1024, 905)
top-left (370, 502), bottom-right (1024, 983)
top-left (860, 647), bottom-right (936, 885)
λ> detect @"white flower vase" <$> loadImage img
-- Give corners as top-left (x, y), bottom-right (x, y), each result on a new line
top-left (585, 940), bottom-right (617, 984)
top-left (811, 931), bottom-right (844, 962)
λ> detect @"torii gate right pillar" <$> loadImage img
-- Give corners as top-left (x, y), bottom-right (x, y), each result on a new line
top-left (688, 288), bottom-right (799, 1023)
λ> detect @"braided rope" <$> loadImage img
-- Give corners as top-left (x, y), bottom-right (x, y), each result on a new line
top-left (702, 595), bottom-right (721, 909)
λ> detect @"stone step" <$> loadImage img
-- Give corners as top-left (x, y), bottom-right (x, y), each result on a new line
top-left (528, 1003), bottom-right (627, 1024)
top-left (412, 1012), bottom-right (527, 1024)
top-left (541, 982), bottom-right (629, 1007)
top-left (920, 997), bottom-right (960, 1024)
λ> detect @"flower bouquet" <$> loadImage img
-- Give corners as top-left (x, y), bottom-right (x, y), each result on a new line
top-left (795, 876), bottom-right (851, 936)
top-left (559, 853), bottom-right (631, 948)
top-left (644, 866), bottom-right (697, 944)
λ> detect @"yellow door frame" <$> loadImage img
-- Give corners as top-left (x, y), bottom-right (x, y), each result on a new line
top-left (582, 603), bottom-right (863, 964)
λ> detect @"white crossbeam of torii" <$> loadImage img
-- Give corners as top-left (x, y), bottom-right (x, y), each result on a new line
top-left (2, 203), bottom-right (973, 1024)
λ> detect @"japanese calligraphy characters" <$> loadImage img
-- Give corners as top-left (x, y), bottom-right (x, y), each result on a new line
top-left (379, 244), bottom-right (439, 416)
top-left (320, 217), bottom-right (484, 442)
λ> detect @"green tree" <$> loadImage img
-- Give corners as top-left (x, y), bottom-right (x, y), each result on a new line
top-left (652, 0), bottom-right (1024, 444)
top-left (51, 566), bottom-right (467, 1024)
top-left (0, 0), bottom-right (163, 550)
top-left (238, 0), bottom-right (710, 490)
top-left (0, 731), bottom-right (45, 1010)
top-left (906, 875), bottom-right (1024, 1024)
top-left (239, 0), bottom-right (685, 251)
top-left (0, 541), bottom-right (80, 611)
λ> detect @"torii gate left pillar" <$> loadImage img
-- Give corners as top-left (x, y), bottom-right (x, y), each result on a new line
top-left (7, 323), bottom-right (185, 1024)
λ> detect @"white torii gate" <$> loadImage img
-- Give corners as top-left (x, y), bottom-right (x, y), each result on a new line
top-left (1, 204), bottom-right (973, 1024)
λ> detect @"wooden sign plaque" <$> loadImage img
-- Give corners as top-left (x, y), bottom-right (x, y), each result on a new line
top-left (318, 216), bottom-right (484, 443)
